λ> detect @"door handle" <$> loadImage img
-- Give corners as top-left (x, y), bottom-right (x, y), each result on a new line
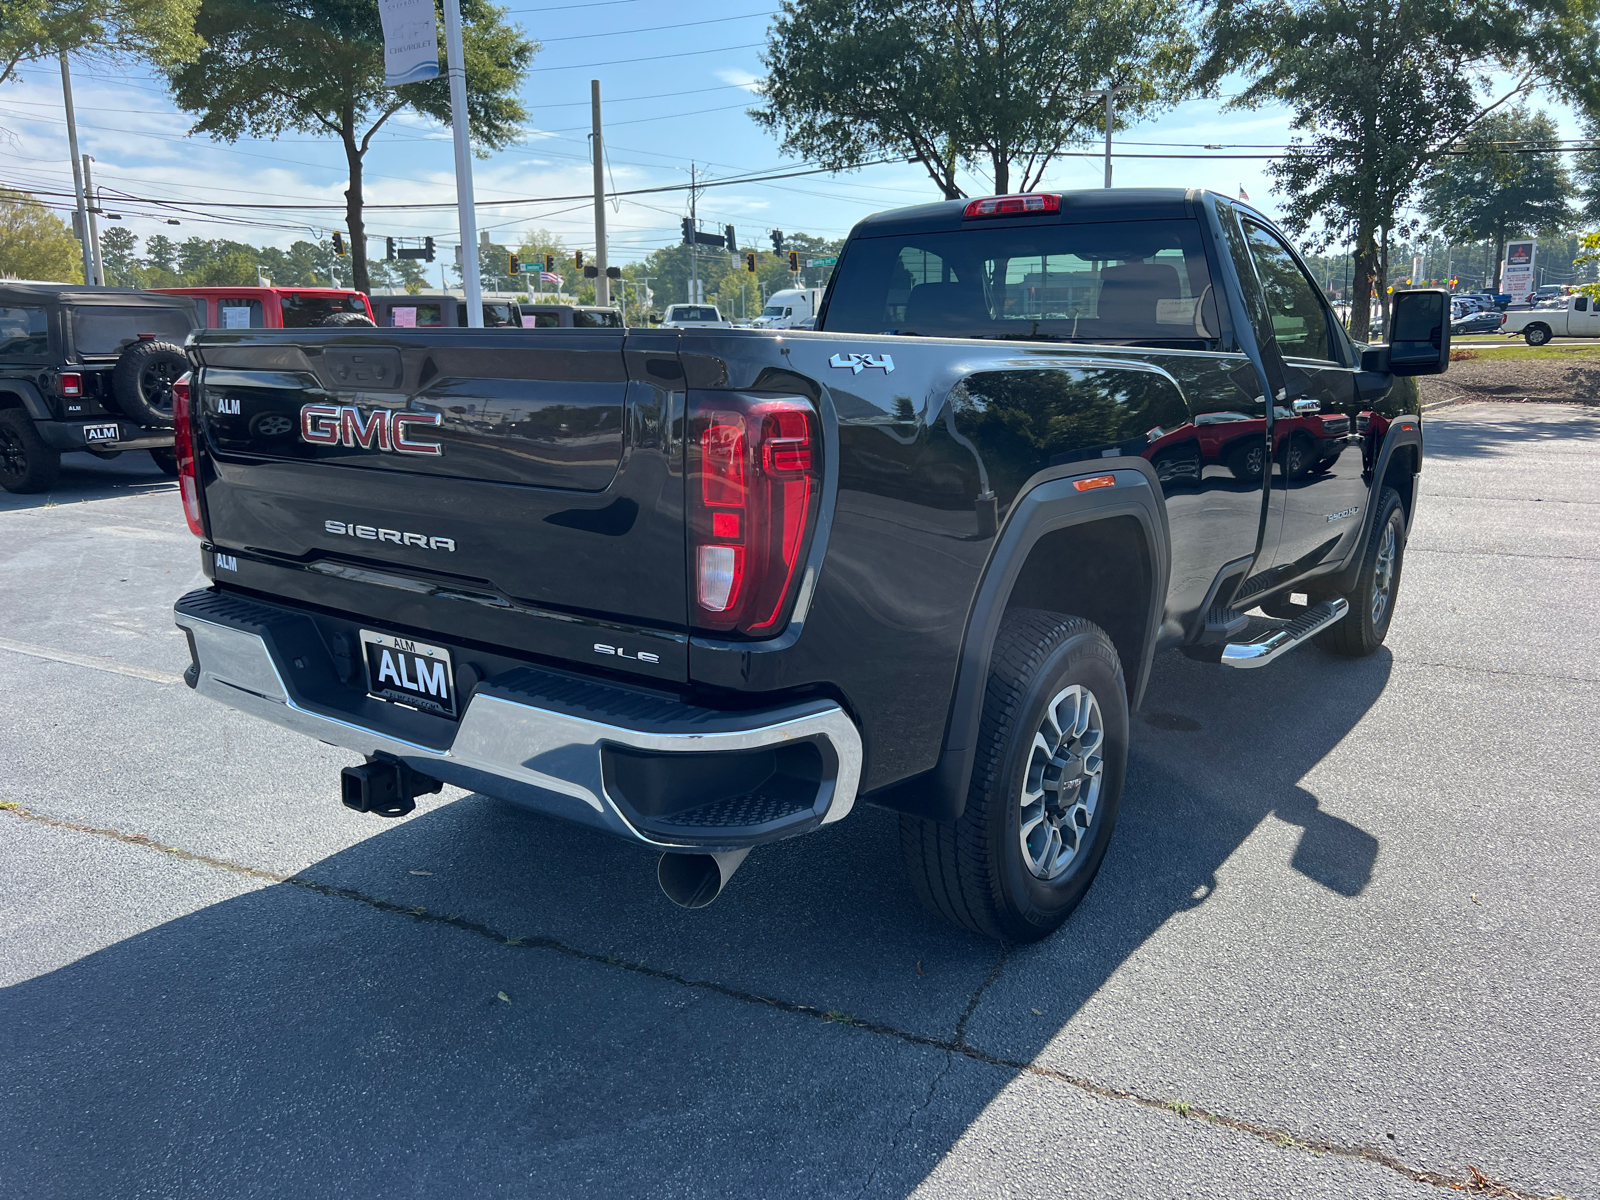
top-left (1292, 398), bottom-right (1321, 414)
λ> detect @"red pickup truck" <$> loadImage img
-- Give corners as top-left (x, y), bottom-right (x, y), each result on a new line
top-left (154, 286), bottom-right (374, 330)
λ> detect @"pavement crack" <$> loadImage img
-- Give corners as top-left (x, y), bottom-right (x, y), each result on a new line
top-left (0, 802), bottom-right (1555, 1200)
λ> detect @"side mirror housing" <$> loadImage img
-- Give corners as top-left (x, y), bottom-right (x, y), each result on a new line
top-left (1380, 288), bottom-right (1451, 375)
top-left (648, 313), bottom-right (662, 325)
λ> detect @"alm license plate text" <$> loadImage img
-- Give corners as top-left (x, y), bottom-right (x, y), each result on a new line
top-left (83, 423), bottom-right (119, 443)
top-left (360, 630), bottom-right (457, 718)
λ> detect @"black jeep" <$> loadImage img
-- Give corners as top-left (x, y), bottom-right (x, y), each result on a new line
top-left (0, 282), bottom-right (196, 493)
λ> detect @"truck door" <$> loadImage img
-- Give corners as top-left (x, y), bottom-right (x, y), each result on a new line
top-left (1238, 218), bottom-right (1371, 574)
top-left (1573, 294), bottom-right (1599, 337)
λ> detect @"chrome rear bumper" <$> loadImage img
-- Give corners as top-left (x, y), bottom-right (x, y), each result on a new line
top-left (174, 590), bottom-right (861, 850)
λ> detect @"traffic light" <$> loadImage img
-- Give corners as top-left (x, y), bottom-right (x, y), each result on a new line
top-left (745, 252), bottom-right (757, 274)
top-left (508, 252), bottom-right (521, 275)
top-left (385, 237), bottom-right (395, 262)
top-left (724, 225), bottom-right (737, 253)
top-left (770, 229), bottom-right (783, 254)
top-left (606, 266), bottom-right (621, 280)
top-left (788, 250), bottom-right (799, 272)
top-left (575, 250), bottom-right (584, 271)
top-left (332, 231), bottom-right (346, 257)
top-left (424, 237), bottom-right (435, 262)
top-left (681, 218), bottom-right (693, 246)
top-left (584, 265), bottom-right (598, 279)
top-left (544, 253), bottom-right (555, 274)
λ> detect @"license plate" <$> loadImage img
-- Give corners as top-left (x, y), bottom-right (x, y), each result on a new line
top-left (84, 423), bottom-right (119, 443)
top-left (360, 630), bottom-right (457, 718)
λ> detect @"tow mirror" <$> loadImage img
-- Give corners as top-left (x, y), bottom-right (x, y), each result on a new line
top-left (648, 313), bottom-right (662, 325)
top-left (1363, 288), bottom-right (1450, 376)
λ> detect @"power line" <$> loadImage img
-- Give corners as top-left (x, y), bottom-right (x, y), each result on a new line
top-left (528, 41), bottom-right (764, 72)
top-left (536, 11), bottom-right (769, 41)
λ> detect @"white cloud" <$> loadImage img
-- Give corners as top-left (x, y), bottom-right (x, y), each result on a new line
top-left (715, 68), bottom-right (764, 95)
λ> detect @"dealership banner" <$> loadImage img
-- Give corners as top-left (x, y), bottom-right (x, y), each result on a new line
top-left (1502, 240), bottom-right (1536, 297)
top-left (378, 0), bottom-right (440, 87)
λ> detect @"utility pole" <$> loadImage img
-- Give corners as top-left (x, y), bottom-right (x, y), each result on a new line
top-left (59, 52), bottom-right (95, 285)
top-left (689, 162), bottom-right (698, 305)
top-left (443, 0), bottom-right (483, 326)
top-left (591, 79), bottom-right (609, 308)
top-left (1084, 86), bottom-right (1125, 188)
top-left (82, 155), bottom-right (104, 286)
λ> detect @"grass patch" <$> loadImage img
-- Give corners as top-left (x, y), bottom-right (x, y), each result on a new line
top-left (1449, 343), bottom-right (1600, 363)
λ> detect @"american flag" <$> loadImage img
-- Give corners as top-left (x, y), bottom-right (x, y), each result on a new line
top-left (539, 270), bottom-right (560, 283)
top-left (1238, 185), bottom-right (1250, 200)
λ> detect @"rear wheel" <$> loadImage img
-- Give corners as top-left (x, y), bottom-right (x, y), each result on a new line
top-left (148, 447), bottom-right (179, 477)
top-left (0, 409), bottom-right (61, 493)
top-left (1316, 486), bottom-right (1406, 657)
top-left (111, 339), bottom-right (188, 426)
top-left (900, 611), bottom-right (1128, 943)
top-left (1523, 324), bottom-right (1552, 347)
top-left (1227, 439), bottom-right (1265, 482)
top-left (317, 312), bottom-right (375, 327)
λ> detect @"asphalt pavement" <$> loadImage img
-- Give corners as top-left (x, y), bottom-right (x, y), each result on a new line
top-left (2, 404), bottom-right (1596, 1199)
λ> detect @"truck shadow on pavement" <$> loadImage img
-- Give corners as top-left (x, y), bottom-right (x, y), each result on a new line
top-left (0, 451), bottom-right (176, 513)
top-left (0, 647), bottom-right (1391, 1198)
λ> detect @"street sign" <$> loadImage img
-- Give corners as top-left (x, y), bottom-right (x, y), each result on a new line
top-left (377, 0), bottom-right (440, 86)
top-left (807, 256), bottom-right (837, 267)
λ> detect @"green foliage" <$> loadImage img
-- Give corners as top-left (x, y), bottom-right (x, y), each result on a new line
top-left (756, 0), bottom-right (1197, 198)
top-left (166, 0), bottom-right (536, 292)
top-left (0, 0), bottom-right (201, 87)
top-left (623, 236), bottom-right (845, 319)
top-left (1421, 107), bottom-right (1572, 288)
top-left (1577, 231), bottom-right (1600, 301)
top-left (1199, 0), bottom-right (1594, 337)
top-left (1576, 114), bottom-right (1600, 224)
top-left (0, 190), bottom-right (84, 283)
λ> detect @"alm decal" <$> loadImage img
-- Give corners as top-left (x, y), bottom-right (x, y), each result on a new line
top-left (829, 352), bottom-right (895, 375)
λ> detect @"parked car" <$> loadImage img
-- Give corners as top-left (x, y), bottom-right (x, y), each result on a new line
top-left (658, 304), bottom-right (732, 329)
top-left (369, 294), bottom-right (522, 328)
top-left (1450, 310), bottom-right (1507, 335)
top-left (156, 286), bottom-right (373, 329)
top-left (750, 287), bottom-right (824, 329)
top-left (523, 304), bottom-right (622, 328)
top-left (172, 187), bottom-right (1444, 942)
top-left (0, 282), bottom-right (194, 492)
top-left (1500, 293), bottom-right (1600, 345)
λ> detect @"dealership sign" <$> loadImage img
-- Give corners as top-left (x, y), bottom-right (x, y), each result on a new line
top-left (378, 0), bottom-right (440, 86)
top-left (1502, 240), bottom-right (1536, 296)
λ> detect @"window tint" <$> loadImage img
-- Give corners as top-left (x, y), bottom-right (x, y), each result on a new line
top-left (0, 306), bottom-right (48, 357)
top-left (70, 305), bottom-right (192, 355)
top-left (1577, 296), bottom-right (1589, 313)
top-left (533, 311), bottom-right (561, 327)
top-left (573, 308), bottom-right (621, 328)
top-left (218, 298), bottom-right (264, 329)
top-left (280, 293), bottom-right (366, 328)
top-left (386, 303), bottom-right (445, 327)
top-left (1241, 220), bottom-right (1337, 362)
top-left (824, 219), bottom-right (1220, 347)
top-left (484, 303), bottom-right (519, 327)
top-left (669, 306), bottom-right (718, 322)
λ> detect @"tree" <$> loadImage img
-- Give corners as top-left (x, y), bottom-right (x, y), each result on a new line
top-left (168, 0), bottom-right (536, 294)
top-left (755, 0), bottom-right (1196, 199)
top-left (0, 0), bottom-right (199, 89)
top-left (1421, 108), bottom-right (1572, 290)
top-left (143, 233), bottom-right (179, 273)
top-left (99, 226), bottom-right (139, 283)
top-left (0, 190), bottom-right (84, 282)
top-left (1576, 114), bottom-right (1600, 224)
top-left (1200, 0), bottom-right (1597, 339)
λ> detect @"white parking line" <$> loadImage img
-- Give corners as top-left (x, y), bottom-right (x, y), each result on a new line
top-left (0, 635), bottom-right (185, 685)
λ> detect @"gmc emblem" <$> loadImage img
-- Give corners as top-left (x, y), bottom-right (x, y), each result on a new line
top-left (299, 404), bottom-right (443, 456)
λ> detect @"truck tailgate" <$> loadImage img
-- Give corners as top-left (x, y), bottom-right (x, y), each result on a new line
top-left (191, 329), bottom-right (688, 681)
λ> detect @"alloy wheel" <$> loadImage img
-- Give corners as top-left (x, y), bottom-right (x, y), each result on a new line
top-left (1019, 683), bottom-right (1105, 880)
top-left (141, 361), bottom-right (179, 416)
top-left (1371, 520), bottom-right (1397, 627)
top-left (0, 427), bottom-right (27, 477)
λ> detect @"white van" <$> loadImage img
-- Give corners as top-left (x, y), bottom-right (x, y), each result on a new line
top-left (751, 288), bottom-right (823, 329)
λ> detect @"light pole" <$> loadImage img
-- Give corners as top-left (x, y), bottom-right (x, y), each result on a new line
top-left (1082, 86), bottom-right (1126, 188)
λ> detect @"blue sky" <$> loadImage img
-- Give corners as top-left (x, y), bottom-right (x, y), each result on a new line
top-left (1, 0), bottom-right (1587, 270)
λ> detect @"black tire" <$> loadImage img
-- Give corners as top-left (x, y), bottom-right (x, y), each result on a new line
top-left (1227, 438), bottom-right (1265, 482)
top-left (0, 409), bottom-right (61, 494)
top-left (111, 339), bottom-right (189, 427)
top-left (1523, 324), bottom-right (1552, 347)
top-left (900, 610), bottom-right (1128, 943)
top-left (317, 312), bottom-right (375, 327)
top-left (148, 447), bottom-right (180, 477)
top-left (1315, 486), bottom-right (1406, 657)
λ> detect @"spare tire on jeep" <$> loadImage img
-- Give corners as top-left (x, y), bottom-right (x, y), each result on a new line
top-left (316, 312), bottom-right (375, 327)
top-left (111, 338), bottom-right (189, 427)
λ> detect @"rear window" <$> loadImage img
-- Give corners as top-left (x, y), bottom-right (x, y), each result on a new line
top-left (387, 303), bottom-right (446, 327)
top-left (483, 303), bottom-right (520, 327)
top-left (0, 305), bottom-right (48, 358)
top-left (218, 298), bottom-right (264, 329)
top-left (69, 305), bottom-right (193, 356)
top-left (573, 308), bottom-right (622, 328)
top-left (824, 218), bottom-right (1220, 348)
top-left (669, 306), bottom-right (718, 322)
top-left (531, 310), bottom-right (562, 328)
top-left (280, 293), bottom-right (367, 328)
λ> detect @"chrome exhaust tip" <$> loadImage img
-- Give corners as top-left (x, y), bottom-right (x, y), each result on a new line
top-left (657, 848), bottom-right (751, 909)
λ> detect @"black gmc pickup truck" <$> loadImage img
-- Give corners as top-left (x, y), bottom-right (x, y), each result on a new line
top-left (172, 189), bottom-right (1448, 942)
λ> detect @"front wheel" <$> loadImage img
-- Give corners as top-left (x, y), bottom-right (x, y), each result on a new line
top-left (0, 409), bottom-right (61, 493)
top-left (1524, 324), bottom-right (1552, 347)
top-left (1316, 486), bottom-right (1406, 657)
top-left (900, 611), bottom-right (1128, 943)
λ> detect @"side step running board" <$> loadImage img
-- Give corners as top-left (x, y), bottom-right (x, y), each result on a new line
top-left (1221, 598), bottom-right (1349, 669)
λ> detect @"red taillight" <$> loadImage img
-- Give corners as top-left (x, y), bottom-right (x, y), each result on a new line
top-left (689, 396), bottom-right (820, 636)
top-left (171, 371), bottom-right (205, 538)
top-left (58, 372), bottom-right (82, 398)
top-left (962, 193), bottom-right (1061, 219)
